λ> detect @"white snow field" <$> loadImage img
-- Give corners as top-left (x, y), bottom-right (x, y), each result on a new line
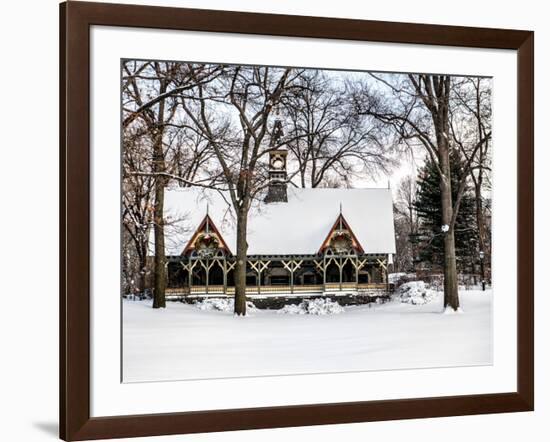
top-left (122, 290), bottom-right (492, 383)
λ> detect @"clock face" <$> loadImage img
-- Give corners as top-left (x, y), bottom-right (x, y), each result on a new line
top-left (272, 158), bottom-right (284, 169)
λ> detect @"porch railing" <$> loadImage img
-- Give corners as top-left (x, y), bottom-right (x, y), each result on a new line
top-left (166, 282), bottom-right (390, 296)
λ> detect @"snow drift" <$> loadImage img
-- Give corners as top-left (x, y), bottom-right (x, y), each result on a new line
top-left (394, 281), bottom-right (436, 305)
top-left (194, 298), bottom-right (257, 313)
top-left (277, 298), bottom-right (345, 315)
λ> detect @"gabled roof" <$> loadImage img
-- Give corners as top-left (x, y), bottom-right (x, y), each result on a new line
top-left (318, 213), bottom-right (365, 254)
top-left (159, 187), bottom-right (396, 256)
top-left (181, 214), bottom-right (231, 255)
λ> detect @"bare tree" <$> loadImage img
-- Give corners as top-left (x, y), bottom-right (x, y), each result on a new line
top-left (180, 65), bottom-right (302, 315)
top-left (352, 74), bottom-right (491, 310)
top-left (122, 61), bottom-right (220, 308)
top-left (283, 71), bottom-right (391, 188)
top-left (393, 175), bottom-right (419, 271)
top-left (396, 175), bottom-right (418, 234)
top-left (450, 77), bottom-right (492, 288)
top-left (122, 125), bottom-right (155, 295)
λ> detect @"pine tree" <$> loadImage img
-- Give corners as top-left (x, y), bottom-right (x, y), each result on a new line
top-left (413, 150), bottom-right (478, 273)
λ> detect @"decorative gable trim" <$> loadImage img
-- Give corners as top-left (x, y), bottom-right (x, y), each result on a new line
top-left (181, 215), bottom-right (231, 256)
top-left (318, 214), bottom-right (365, 254)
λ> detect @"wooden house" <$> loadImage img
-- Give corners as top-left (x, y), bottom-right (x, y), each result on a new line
top-left (161, 145), bottom-right (396, 299)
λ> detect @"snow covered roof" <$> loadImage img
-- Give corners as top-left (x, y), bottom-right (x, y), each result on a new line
top-left (160, 187), bottom-right (396, 256)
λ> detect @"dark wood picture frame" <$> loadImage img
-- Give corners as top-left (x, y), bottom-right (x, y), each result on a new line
top-left (60, 1), bottom-right (534, 440)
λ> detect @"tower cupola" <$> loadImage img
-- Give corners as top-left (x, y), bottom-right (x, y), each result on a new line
top-left (264, 118), bottom-right (288, 203)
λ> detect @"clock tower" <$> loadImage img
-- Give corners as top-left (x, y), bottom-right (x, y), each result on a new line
top-left (264, 119), bottom-right (288, 203)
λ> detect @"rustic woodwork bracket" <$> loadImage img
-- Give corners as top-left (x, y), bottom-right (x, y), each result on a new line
top-left (282, 260), bottom-right (302, 273)
top-left (226, 261), bottom-right (236, 272)
top-left (313, 260), bottom-right (325, 272)
top-left (353, 258), bottom-right (368, 270)
top-left (250, 260), bottom-right (270, 273)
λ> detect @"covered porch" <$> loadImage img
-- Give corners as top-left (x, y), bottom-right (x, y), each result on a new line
top-left (165, 252), bottom-right (392, 298)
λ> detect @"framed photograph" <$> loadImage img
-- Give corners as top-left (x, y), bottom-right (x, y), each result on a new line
top-left (60, 1), bottom-right (534, 440)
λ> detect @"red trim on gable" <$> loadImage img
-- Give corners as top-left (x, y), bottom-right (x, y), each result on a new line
top-left (318, 214), bottom-right (365, 254)
top-left (181, 214), bottom-right (231, 256)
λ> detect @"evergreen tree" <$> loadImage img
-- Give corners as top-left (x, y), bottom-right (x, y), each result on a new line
top-left (413, 150), bottom-right (478, 273)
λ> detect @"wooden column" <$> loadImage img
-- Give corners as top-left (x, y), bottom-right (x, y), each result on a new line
top-left (188, 261), bottom-right (193, 293)
top-left (338, 257), bottom-right (342, 290)
top-left (226, 261), bottom-right (236, 296)
top-left (180, 262), bottom-right (188, 294)
top-left (223, 258), bottom-right (227, 295)
top-left (199, 258), bottom-right (215, 295)
top-left (377, 258), bottom-right (388, 294)
top-left (187, 260), bottom-right (199, 294)
top-left (353, 258), bottom-right (367, 289)
top-left (257, 264), bottom-right (261, 294)
top-left (282, 260), bottom-right (302, 295)
top-left (205, 259), bottom-right (209, 295)
top-left (250, 260), bottom-right (270, 295)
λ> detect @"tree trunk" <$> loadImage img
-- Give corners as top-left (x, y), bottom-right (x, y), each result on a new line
top-left (152, 76), bottom-right (167, 309)
top-left (152, 173), bottom-right (166, 308)
top-left (152, 123), bottom-right (167, 307)
top-left (443, 227), bottom-right (460, 309)
top-left (440, 153), bottom-right (460, 310)
top-left (474, 182), bottom-right (484, 245)
top-left (234, 207), bottom-right (248, 316)
top-left (137, 241), bottom-right (148, 295)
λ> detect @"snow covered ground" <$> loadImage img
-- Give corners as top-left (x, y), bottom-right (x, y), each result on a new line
top-left (122, 290), bottom-right (493, 383)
